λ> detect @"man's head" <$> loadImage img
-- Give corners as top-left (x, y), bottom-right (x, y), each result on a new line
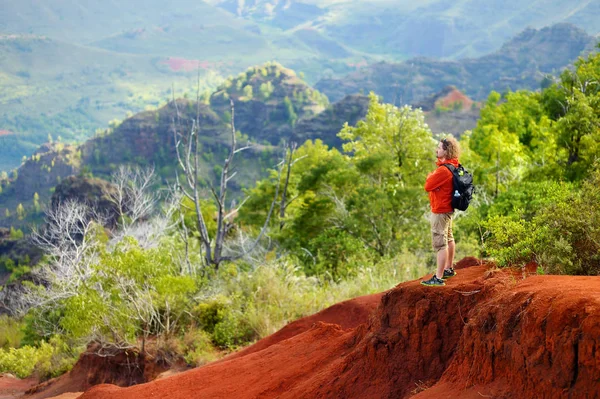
top-left (437, 136), bottom-right (460, 160)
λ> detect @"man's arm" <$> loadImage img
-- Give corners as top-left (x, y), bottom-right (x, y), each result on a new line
top-left (424, 167), bottom-right (452, 192)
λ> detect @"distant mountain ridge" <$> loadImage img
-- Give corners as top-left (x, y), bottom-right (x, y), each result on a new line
top-left (5, 0), bottom-right (599, 60)
top-left (315, 23), bottom-right (597, 105)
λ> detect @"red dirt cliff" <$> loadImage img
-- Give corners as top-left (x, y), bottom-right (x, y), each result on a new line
top-left (73, 258), bottom-right (600, 398)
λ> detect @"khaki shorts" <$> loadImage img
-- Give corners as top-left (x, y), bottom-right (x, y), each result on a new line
top-left (430, 212), bottom-right (454, 252)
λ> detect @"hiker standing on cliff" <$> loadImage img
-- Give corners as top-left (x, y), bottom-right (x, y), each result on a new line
top-left (421, 137), bottom-right (459, 287)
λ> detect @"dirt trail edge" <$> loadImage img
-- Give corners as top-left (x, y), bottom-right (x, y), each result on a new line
top-left (78, 257), bottom-right (600, 398)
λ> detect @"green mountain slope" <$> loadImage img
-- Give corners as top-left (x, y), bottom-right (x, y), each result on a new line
top-left (0, 0), bottom-right (246, 44)
top-left (0, 34), bottom-right (227, 172)
top-left (3, 0), bottom-right (599, 175)
top-left (0, 63), bottom-right (363, 228)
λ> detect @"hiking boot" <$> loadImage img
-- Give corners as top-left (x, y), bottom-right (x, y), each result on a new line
top-left (420, 275), bottom-right (445, 287)
top-left (442, 267), bottom-right (457, 279)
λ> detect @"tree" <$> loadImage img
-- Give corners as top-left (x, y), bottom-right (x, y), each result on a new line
top-left (283, 97), bottom-right (297, 127)
top-left (172, 99), bottom-right (282, 269)
top-left (242, 85), bottom-right (253, 99)
top-left (467, 91), bottom-right (533, 194)
top-left (338, 92), bottom-right (432, 188)
top-left (33, 193), bottom-right (40, 213)
top-left (554, 55), bottom-right (600, 179)
top-left (259, 82), bottom-right (274, 100)
top-left (20, 200), bottom-right (107, 322)
top-left (16, 204), bottom-right (25, 220)
top-left (109, 165), bottom-right (158, 233)
top-left (239, 92), bottom-right (437, 266)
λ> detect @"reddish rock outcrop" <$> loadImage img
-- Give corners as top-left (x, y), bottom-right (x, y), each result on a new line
top-left (25, 346), bottom-right (169, 399)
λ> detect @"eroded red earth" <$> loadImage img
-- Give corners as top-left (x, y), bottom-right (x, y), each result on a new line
top-left (12, 257), bottom-right (600, 398)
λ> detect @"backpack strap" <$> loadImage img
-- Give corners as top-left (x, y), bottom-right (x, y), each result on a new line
top-left (441, 163), bottom-right (456, 173)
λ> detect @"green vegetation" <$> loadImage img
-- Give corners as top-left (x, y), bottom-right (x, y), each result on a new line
top-left (458, 47), bottom-right (600, 273)
top-left (0, 91), bottom-right (438, 378)
top-left (1, 47), bottom-right (599, 382)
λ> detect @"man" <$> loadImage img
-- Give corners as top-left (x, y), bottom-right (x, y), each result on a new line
top-left (421, 137), bottom-right (459, 287)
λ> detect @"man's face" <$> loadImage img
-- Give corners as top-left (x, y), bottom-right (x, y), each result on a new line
top-left (436, 141), bottom-right (447, 159)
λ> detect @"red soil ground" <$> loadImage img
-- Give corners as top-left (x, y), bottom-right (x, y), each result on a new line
top-left (223, 292), bottom-right (383, 362)
top-left (76, 257), bottom-right (600, 399)
top-left (11, 257), bottom-right (597, 398)
top-left (0, 374), bottom-right (37, 399)
top-left (160, 58), bottom-right (213, 72)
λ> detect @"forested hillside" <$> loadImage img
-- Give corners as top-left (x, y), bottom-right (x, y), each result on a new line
top-left (0, 63), bottom-right (370, 229)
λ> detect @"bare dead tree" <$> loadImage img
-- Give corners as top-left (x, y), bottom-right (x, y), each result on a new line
top-left (110, 165), bottom-right (159, 232)
top-left (109, 190), bottom-right (178, 251)
top-left (31, 200), bottom-right (103, 291)
top-left (172, 98), bottom-right (284, 269)
top-left (19, 200), bottom-right (105, 321)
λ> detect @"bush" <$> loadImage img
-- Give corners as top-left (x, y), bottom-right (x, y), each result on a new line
top-left (212, 308), bottom-right (254, 349)
top-left (0, 345), bottom-right (41, 377)
top-left (307, 229), bottom-right (368, 280)
top-left (0, 336), bottom-right (77, 379)
top-left (483, 215), bottom-right (535, 267)
top-left (482, 166), bottom-right (600, 274)
top-left (0, 316), bottom-right (24, 349)
top-left (193, 298), bottom-right (227, 334)
top-left (179, 328), bottom-right (218, 366)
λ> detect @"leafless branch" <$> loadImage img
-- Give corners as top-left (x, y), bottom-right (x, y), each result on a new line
top-left (109, 165), bottom-right (159, 232)
top-left (172, 97), bottom-right (286, 269)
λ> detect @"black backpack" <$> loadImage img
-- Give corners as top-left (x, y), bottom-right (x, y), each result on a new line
top-left (442, 164), bottom-right (474, 211)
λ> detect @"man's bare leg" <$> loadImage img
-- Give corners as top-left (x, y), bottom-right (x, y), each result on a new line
top-left (436, 247), bottom-right (447, 279)
top-left (445, 240), bottom-right (455, 270)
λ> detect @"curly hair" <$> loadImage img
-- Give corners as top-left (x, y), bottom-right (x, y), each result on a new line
top-left (441, 136), bottom-right (460, 159)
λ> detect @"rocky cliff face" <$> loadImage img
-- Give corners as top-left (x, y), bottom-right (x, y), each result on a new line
top-left (292, 94), bottom-right (370, 148)
top-left (51, 176), bottom-right (121, 226)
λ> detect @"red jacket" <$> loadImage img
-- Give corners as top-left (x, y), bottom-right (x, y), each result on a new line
top-left (424, 158), bottom-right (459, 214)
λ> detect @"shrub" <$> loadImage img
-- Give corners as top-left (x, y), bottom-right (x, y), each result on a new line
top-left (193, 298), bottom-right (227, 334)
top-left (0, 336), bottom-right (77, 379)
top-left (306, 229), bottom-right (368, 280)
top-left (179, 328), bottom-right (218, 366)
top-left (0, 316), bottom-right (24, 349)
top-left (482, 166), bottom-right (600, 274)
top-left (212, 308), bottom-right (254, 349)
